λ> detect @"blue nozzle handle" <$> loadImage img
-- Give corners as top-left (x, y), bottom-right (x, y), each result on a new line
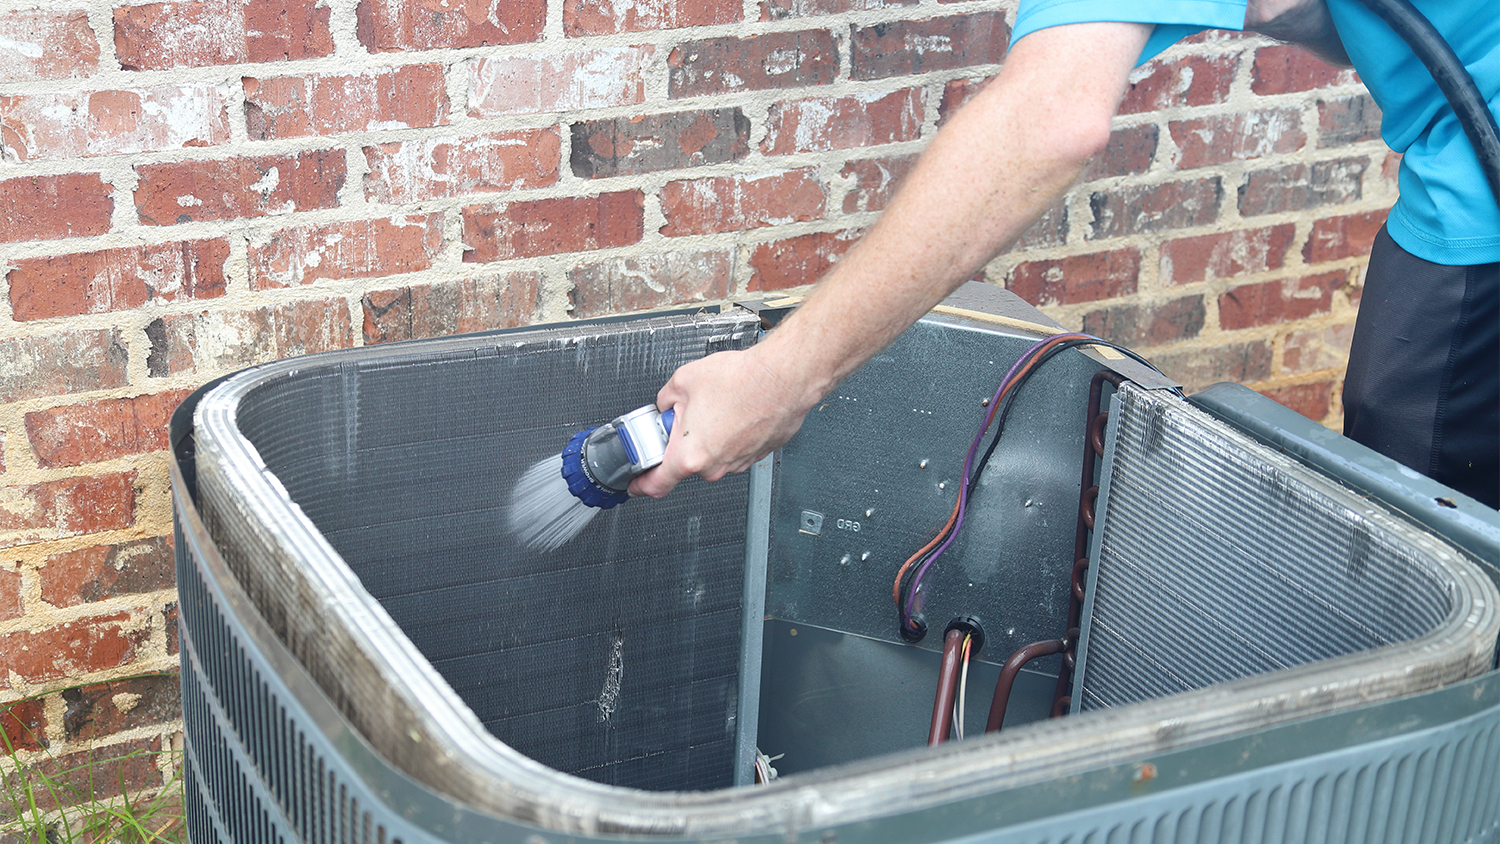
top-left (661, 407), bottom-right (675, 434)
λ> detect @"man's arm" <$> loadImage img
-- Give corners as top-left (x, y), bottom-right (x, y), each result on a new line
top-left (630, 21), bottom-right (1151, 498)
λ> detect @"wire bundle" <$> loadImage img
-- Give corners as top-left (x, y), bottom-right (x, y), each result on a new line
top-left (892, 333), bottom-right (1158, 640)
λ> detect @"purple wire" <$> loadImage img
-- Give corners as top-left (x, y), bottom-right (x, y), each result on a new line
top-left (903, 333), bottom-right (1092, 619)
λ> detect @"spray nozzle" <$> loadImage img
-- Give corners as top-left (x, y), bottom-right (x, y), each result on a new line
top-left (562, 405), bottom-right (674, 509)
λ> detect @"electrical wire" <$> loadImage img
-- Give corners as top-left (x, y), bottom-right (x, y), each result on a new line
top-left (954, 633), bottom-right (972, 740)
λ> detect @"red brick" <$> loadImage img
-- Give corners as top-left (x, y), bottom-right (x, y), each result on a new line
top-left (463, 192), bottom-right (643, 261)
top-left (1120, 54), bottom-right (1237, 115)
top-left (938, 76), bottom-right (993, 125)
top-left (469, 47), bottom-right (654, 117)
top-left (62, 673), bottom-right (179, 741)
top-left (661, 170), bottom-right (825, 236)
top-left (1088, 178), bottom-right (1222, 240)
top-left (571, 110), bottom-right (748, 178)
top-left (1005, 249), bottom-right (1140, 307)
top-left (841, 155), bottom-right (917, 213)
top-left (359, 0), bottom-right (544, 49)
top-left (1303, 210), bottom-right (1387, 264)
top-left (1081, 124), bottom-right (1158, 181)
top-left (1155, 340), bottom-right (1273, 393)
top-left (363, 273), bottom-right (542, 344)
top-left (1381, 150), bottom-right (1402, 187)
top-left (245, 65), bottom-right (448, 140)
top-left (0, 85), bottom-right (231, 162)
top-left (1160, 225), bottom-right (1297, 285)
top-left (747, 229), bottom-right (862, 291)
top-left (0, 697), bottom-right (46, 754)
top-left (1318, 94), bottom-right (1382, 148)
top-left (0, 568), bottom-right (19, 622)
top-left (1008, 203), bottom-right (1068, 252)
top-left (0, 10), bottom-right (98, 81)
top-left (1283, 325), bottom-right (1354, 374)
top-left (145, 300), bottom-right (353, 378)
top-left (9, 240), bottom-right (229, 321)
top-left (135, 150), bottom-right (345, 225)
top-left (1082, 295), bottom-right (1205, 348)
top-left (40, 537), bottom-right (174, 609)
top-left (569, 250), bottom-right (734, 317)
top-left (364, 129), bottom-right (560, 202)
top-left (0, 473), bottom-right (136, 551)
top-left (1238, 157), bottom-right (1367, 216)
top-left (115, 0), bottom-right (333, 70)
top-left (25, 393), bottom-right (190, 469)
top-left (564, 0), bottom-right (738, 36)
top-left (1219, 271), bottom-right (1347, 330)
top-left (2, 737), bottom-right (160, 811)
top-left (165, 602), bottom-right (179, 655)
top-left (0, 330), bottom-right (129, 404)
top-left (669, 30), bottom-right (837, 98)
top-left (0, 173), bottom-right (112, 244)
top-left (1169, 108), bottom-right (1306, 169)
top-left (1260, 381), bottom-right (1336, 422)
top-left (761, 89), bottom-right (924, 156)
top-left (1251, 44), bottom-right (1359, 95)
top-left (760, 0), bottom-right (914, 19)
top-left (850, 12), bottom-right (1008, 80)
top-left (250, 214), bottom-right (444, 289)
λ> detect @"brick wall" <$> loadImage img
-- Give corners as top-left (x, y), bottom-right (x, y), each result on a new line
top-left (0, 0), bottom-right (1388, 798)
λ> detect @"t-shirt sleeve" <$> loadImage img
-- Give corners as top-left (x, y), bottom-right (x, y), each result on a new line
top-left (1012, 0), bottom-right (1249, 64)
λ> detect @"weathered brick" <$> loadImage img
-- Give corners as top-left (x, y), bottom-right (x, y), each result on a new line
top-left (0, 473), bottom-right (136, 551)
top-left (1251, 44), bottom-right (1359, 95)
top-left (1283, 325), bottom-right (1354, 374)
top-left (571, 110), bottom-right (749, 178)
top-left (0, 568), bottom-right (17, 621)
top-left (250, 214), bottom-right (444, 289)
top-left (1318, 94), bottom-right (1382, 147)
top-left (9, 240), bottom-right (229, 321)
top-left (1082, 295), bottom-right (1205, 348)
top-left (40, 537), bottom-right (174, 609)
top-left (840, 154), bottom-right (917, 213)
top-left (463, 192), bottom-right (643, 261)
top-left (761, 0), bottom-right (913, 19)
top-left (363, 273), bottom-right (542, 344)
top-left (245, 65), bottom-right (448, 140)
top-left (1, 85), bottom-right (231, 162)
top-left (0, 697), bottom-right (45, 754)
top-left (669, 30), bottom-right (836, 98)
top-left (1238, 157), bottom-right (1366, 216)
top-left (1381, 150), bottom-right (1402, 187)
top-left (469, 47), bottom-right (654, 117)
top-left (1169, 108), bottom-right (1306, 169)
top-left (1, 737), bottom-right (160, 811)
top-left (0, 10), bottom-right (99, 81)
top-left (1081, 124), bottom-right (1158, 181)
top-left (0, 173), bottom-right (112, 244)
top-left (570, 250), bottom-right (733, 317)
top-left (850, 12), bottom-right (1008, 80)
top-left (364, 129), bottom-right (560, 202)
top-left (1008, 204), bottom-right (1068, 252)
top-left (135, 150), bottom-right (345, 225)
top-left (145, 300), bottom-right (353, 378)
top-left (1005, 249), bottom-right (1140, 307)
top-left (1155, 340), bottom-right (1273, 393)
top-left (1303, 210), bottom-right (1387, 264)
top-left (1160, 224), bottom-right (1296, 285)
top-left (937, 76), bottom-right (992, 125)
top-left (1088, 178), bottom-right (1222, 240)
top-left (0, 330), bottom-right (129, 404)
top-left (62, 673), bottom-right (180, 741)
top-left (358, 0), bottom-right (543, 50)
top-left (661, 170), bottom-right (825, 236)
top-left (747, 229), bottom-right (862, 291)
top-left (1219, 271), bottom-right (1347, 330)
top-left (1260, 381), bottom-right (1336, 422)
top-left (564, 0), bottom-right (738, 36)
top-left (761, 89), bottom-right (924, 156)
top-left (25, 393), bottom-right (191, 469)
top-left (164, 602), bottom-right (179, 655)
top-left (1120, 54), bottom-right (1237, 115)
top-left (115, 0), bottom-right (333, 70)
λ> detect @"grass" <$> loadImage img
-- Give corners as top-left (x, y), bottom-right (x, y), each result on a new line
top-left (1, 698), bottom-right (185, 844)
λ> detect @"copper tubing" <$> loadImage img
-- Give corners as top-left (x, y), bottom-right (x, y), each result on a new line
top-left (987, 638), bottom-right (1067, 734)
top-left (927, 628), bottom-right (967, 746)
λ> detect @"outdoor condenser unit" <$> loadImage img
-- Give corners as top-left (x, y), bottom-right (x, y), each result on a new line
top-left (171, 283), bottom-right (1500, 844)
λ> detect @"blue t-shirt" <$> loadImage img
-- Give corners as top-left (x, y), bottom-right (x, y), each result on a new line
top-left (1011, 0), bottom-right (1499, 265)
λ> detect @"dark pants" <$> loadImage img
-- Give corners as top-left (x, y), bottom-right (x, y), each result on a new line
top-left (1343, 226), bottom-right (1499, 509)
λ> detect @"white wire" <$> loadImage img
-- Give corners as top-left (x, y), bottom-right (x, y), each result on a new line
top-left (955, 634), bottom-right (971, 740)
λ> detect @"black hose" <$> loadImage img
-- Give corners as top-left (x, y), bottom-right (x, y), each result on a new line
top-left (1351, 0), bottom-right (1500, 207)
